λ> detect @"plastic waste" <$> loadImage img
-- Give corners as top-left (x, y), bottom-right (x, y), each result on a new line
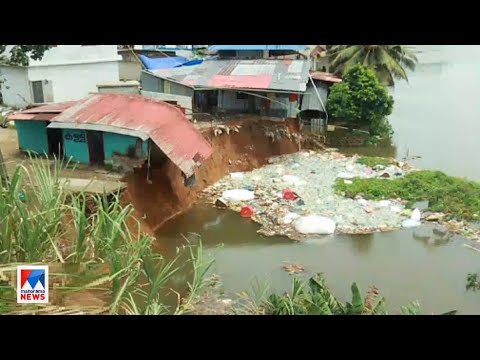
top-left (18, 191), bottom-right (26, 202)
top-left (282, 212), bottom-right (300, 225)
top-left (222, 189), bottom-right (255, 202)
top-left (215, 198), bottom-right (228, 208)
top-left (390, 205), bottom-right (402, 213)
top-left (240, 205), bottom-right (254, 218)
top-left (294, 215), bottom-right (336, 235)
top-left (230, 172), bottom-right (244, 180)
top-left (282, 175), bottom-right (305, 186)
top-left (402, 219), bottom-right (421, 228)
top-left (282, 188), bottom-right (298, 200)
top-left (357, 199), bottom-right (369, 207)
top-left (411, 208), bottom-right (421, 222)
top-left (377, 200), bottom-right (391, 208)
top-left (337, 172), bottom-right (355, 179)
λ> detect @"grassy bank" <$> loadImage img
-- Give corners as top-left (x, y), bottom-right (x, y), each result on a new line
top-left (336, 169), bottom-right (480, 220)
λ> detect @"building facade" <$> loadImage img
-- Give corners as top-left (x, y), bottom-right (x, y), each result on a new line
top-left (0, 45), bottom-right (121, 108)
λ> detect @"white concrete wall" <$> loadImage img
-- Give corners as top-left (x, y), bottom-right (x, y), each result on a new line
top-left (28, 61), bottom-right (120, 103)
top-left (29, 45), bottom-right (121, 66)
top-left (0, 66), bottom-right (31, 107)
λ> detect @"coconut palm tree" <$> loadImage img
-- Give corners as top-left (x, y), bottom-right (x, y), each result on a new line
top-left (327, 45), bottom-right (418, 86)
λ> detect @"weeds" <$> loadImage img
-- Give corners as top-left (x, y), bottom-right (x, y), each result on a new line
top-left (466, 273), bottom-right (480, 291)
top-left (335, 170), bottom-right (480, 220)
top-left (174, 238), bottom-right (215, 315)
top-left (260, 273), bottom-right (456, 315)
top-left (357, 156), bottom-right (394, 168)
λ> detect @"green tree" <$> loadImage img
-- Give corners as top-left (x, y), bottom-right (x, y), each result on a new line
top-left (327, 45), bottom-right (418, 86)
top-left (0, 45), bottom-right (52, 66)
top-left (327, 64), bottom-right (394, 123)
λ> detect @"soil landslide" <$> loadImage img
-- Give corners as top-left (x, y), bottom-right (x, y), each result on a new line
top-left (123, 118), bottom-right (316, 233)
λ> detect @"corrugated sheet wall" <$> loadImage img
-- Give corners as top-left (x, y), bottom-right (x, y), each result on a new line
top-left (15, 120), bottom-right (49, 155)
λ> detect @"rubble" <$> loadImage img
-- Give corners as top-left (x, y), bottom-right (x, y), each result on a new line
top-left (201, 150), bottom-right (415, 241)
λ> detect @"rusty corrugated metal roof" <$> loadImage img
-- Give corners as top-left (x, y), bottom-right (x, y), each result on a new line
top-left (310, 71), bottom-right (342, 83)
top-left (18, 101), bottom-right (79, 114)
top-left (151, 59), bottom-right (311, 92)
top-left (10, 94), bottom-right (213, 177)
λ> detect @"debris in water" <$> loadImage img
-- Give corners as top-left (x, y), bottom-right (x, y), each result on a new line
top-left (240, 205), bottom-right (254, 218)
top-left (215, 198), bottom-right (228, 209)
top-left (282, 263), bottom-right (305, 274)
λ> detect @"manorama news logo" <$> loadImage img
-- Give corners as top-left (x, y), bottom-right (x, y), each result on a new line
top-left (17, 265), bottom-right (49, 304)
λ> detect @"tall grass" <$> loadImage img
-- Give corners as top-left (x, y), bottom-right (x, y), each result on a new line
top-left (0, 155), bottom-right (67, 263)
top-left (0, 157), bottom-right (213, 315)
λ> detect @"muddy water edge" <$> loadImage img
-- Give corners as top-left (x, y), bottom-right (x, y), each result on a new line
top-left (147, 46), bottom-right (480, 314)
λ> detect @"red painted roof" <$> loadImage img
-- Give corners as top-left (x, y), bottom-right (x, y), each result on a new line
top-left (10, 94), bottom-right (213, 177)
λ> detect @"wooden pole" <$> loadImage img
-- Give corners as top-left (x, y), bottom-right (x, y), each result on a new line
top-left (0, 146), bottom-right (9, 187)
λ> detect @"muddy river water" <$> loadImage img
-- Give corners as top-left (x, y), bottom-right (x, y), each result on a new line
top-left (155, 46), bottom-right (480, 314)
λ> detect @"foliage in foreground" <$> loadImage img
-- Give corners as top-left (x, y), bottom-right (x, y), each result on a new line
top-left (326, 65), bottom-right (394, 141)
top-left (335, 170), bottom-right (480, 221)
top-left (0, 157), bottom-right (214, 315)
top-left (239, 273), bottom-right (456, 315)
top-left (327, 45), bottom-right (418, 87)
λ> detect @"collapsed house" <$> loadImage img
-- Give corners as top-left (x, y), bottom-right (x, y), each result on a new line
top-left (8, 93), bottom-right (213, 178)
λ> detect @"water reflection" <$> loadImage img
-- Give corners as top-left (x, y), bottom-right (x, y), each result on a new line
top-left (350, 234), bottom-right (374, 254)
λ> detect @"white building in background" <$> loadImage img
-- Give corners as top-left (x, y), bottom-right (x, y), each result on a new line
top-left (0, 45), bottom-right (121, 108)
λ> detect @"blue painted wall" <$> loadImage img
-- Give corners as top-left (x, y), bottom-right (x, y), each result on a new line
top-left (63, 129), bottom-right (90, 164)
top-left (15, 121), bottom-right (49, 155)
top-left (103, 132), bottom-right (148, 160)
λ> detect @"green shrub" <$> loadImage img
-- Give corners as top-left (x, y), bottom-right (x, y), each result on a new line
top-left (327, 65), bottom-right (394, 140)
top-left (335, 170), bottom-right (480, 220)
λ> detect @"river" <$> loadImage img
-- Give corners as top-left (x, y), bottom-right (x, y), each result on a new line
top-left (156, 46), bottom-right (480, 314)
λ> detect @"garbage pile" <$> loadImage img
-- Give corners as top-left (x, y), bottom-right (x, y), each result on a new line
top-left (202, 150), bottom-right (417, 241)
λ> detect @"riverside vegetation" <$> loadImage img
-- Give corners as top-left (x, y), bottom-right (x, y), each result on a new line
top-left (0, 156), bottom-right (443, 315)
top-left (335, 158), bottom-right (480, 221)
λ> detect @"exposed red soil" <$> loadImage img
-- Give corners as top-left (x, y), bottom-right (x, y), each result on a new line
top-left (122, 118), bottom-right (306, 233)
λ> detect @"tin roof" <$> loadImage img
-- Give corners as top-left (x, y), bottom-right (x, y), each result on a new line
top-left (310, 71), bottom-right (342, 83)
top-left (10, 94), bottom-right (213, 177)
top-left (18, 101), bottom-right (78, 114)
top-left (151, 59), bottom-right (311, 92)
top-left (208, 45), bottom-right (308, 51)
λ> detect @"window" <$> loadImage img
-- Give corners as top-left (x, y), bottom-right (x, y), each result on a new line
top-left (31, 81), bottom-right (44, 103)
top-left (30, 80), bottom-right (53, 104)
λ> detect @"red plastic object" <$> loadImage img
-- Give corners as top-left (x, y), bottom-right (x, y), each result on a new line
top-left (282, 188), bottom-right (298, 201)
top-left (240, 205), bottom-right (254, 218)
